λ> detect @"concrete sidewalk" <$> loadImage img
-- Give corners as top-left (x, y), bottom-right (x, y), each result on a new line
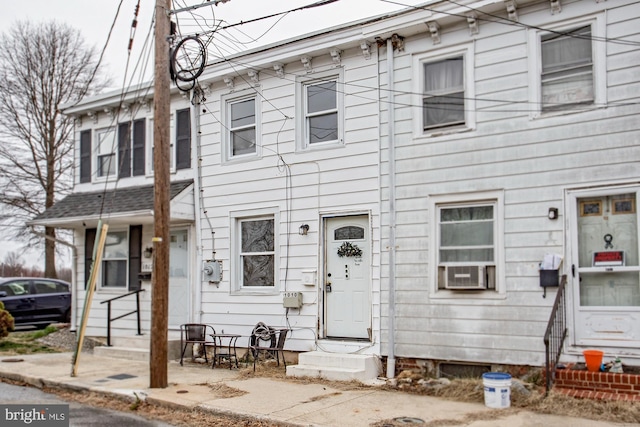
top-left (0, 352), bottom-right (629, 426)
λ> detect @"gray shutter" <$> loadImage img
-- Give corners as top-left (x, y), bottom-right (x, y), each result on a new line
top-left (118, 122), bottom-right (131, 178)
top-left (84, 228), bottom-right (96, 290)
top-left (80, 130), bottom-right (92, 183)
top-left (132, 119), bottom-right (146, 176)
top-left (129, 225), bottom-right (142, 290)
top-left (175, 108), bottom-right (191, 170)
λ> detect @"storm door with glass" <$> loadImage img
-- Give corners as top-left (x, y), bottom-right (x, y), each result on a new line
top-left (570, 188), bottom-right (640, 347)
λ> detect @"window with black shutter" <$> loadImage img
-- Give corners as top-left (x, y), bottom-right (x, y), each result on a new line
top-left (118, 122), bottom-right (131, 178)
top-left (132, 119), bottom-right (145, 176)
top-left (80, 130), bottom-right (92, 183)
top-left (175, 108), bottom-right (191, 170)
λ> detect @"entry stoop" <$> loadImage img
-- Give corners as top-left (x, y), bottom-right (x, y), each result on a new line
top-left (93, 335), bottom-right (182, 362)
top-left (287, 351), bottom-right (381, 382)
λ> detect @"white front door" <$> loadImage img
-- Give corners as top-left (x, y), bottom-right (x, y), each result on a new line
top-left (169, 229), bottom-right (190, 328)
top-left (324, 216), bottom-right (370, 339)
top-left (569, 187), bottom-right (640, 347)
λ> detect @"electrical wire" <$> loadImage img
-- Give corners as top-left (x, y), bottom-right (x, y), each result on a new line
top-left (384, 0), bottom-right (640, 47)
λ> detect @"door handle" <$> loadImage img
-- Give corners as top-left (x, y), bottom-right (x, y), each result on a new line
top-left (326, 282), bottom-right (332, 293)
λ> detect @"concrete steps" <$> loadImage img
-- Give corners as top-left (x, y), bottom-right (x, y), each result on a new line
top-left (93, 334), bottom-right (182, 362)
top-left (287, 351), bottom-right (381, 382)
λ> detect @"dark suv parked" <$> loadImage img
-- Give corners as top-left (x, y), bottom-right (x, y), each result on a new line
top-left (0, 277), bottom-right (71, 328)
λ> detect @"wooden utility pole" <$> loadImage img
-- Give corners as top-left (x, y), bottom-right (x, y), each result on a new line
top-left (150, 0), bottom-right (171, 389)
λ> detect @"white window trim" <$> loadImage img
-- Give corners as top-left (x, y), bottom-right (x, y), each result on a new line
top-left (95, 127), bottom-right (117, 180)
top-left (146, 115), bottom-right (176, 176)
top-left (528, 14), bottom-right (606, 120)
top-left (413, 43), bottom-right (476, 139)
top-left (296, 68), bottom-right (345, 151)
top-left (230, 208), bottom-right (280, 295)
top-left (428, 190), bottom-right (505, 300)
top-left (99, 228), bottom-right (129, 291)
top-left (221, 89), bottom-right (262, 164)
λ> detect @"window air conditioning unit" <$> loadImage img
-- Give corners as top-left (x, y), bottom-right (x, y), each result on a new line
top-left (444, 265), bottom-right (486, 290)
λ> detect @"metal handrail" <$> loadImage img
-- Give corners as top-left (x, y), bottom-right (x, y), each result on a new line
top-left (543, 274), bottom-right (568, 395)
top-left (100, 289), bottom-right (145, 346)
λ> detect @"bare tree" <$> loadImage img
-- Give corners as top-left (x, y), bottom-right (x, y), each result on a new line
top-left (2, 251), bottom-right (24, 277)
top-left (0, 21), bottom-right (109, 277)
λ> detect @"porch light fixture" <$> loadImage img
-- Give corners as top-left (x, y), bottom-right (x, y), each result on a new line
top-left (143, 246), bottom-right (154, 258)
top-left (299, 224), bottom-right (309, 236)
top-left (548, 207), bottom-right (559, 220)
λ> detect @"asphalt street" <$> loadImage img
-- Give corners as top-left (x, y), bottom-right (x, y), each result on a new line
top-left (0, 382), bottom-right (176, 427)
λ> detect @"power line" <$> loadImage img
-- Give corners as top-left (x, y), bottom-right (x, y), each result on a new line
top-left (384, 0), bottom-right (640, 47)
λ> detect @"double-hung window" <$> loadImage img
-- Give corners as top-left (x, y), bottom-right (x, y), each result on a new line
top-left (229, 97), bottom-right (257, 158)
top-left (97, 128), bottom-right (116, 178)
top-left (414, 45), bottom-right (474, 136)
top-left (239, 217), bottom-right (274, 288)
top-left (306, 80), bottom-right (338, 144)
top-left (541, 26), bottom-right (593, 111)
top-left (529, 16), bottom-right (605, 118)
top-left (423, 57), bottom-right (465, 130)
top-left (430, 192), bottom-right (504, 295)
top-left (102, 230), bottom-right (128, 288)
top-left (438, 204), bottom-right (495, 264)
top-left (85, 225), bottom-right (141, 291)
top-left (298, 71), bottom-right (343, 149)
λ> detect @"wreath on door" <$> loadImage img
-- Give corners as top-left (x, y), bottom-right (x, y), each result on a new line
top-left (337, 241), bottom-right (362, 258)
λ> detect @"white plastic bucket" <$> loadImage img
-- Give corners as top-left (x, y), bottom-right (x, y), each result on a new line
top-left (482, 372), bottom-right (511, 409)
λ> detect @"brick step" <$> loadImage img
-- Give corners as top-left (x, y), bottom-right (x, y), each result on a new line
top-left (554, 369), bottom-right (640, 401)
top-left (555, 387), bottom-right (640, 402)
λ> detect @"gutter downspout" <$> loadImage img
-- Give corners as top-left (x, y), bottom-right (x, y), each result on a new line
top-left (29, 228), bottom-right (78, 331)
top-left (192, 89), bottom-right (204, 324)
top-left (386, 36), bottom-right (397, 379)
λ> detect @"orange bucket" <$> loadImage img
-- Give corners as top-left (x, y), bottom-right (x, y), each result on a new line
top-left (583, 350), bottom-right (604, 372)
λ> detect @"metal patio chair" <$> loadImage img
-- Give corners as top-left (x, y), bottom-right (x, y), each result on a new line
top-left (179, 323), bottom-right (216, 366)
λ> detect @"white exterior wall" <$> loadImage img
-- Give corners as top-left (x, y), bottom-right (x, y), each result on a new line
top-left (380, 0), bottom-right (640, 367)
top-left (68, 92), bottom-right (195, 338)
top-left (196, 43), bottom-right (381, 351)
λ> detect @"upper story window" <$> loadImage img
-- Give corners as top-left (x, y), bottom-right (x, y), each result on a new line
top-left (223, 93), bottom-right (259, 162)
top-left (117, 119), bottom-right (146, 179)
top-left (81, 119), bottom-right (147, 183)
top-left (423, 57), bottom-right (464, 130)
top-left (528, 15), bottom-right (606, 118)
top-left (97, 128), bottom-right (116, 177)
top-left (148, 108), bottom-right (191, 173)
top-left (297, 69), bottom-right (344, 150)
top-left (306, 80), bottom-right (338, 143)
top-left (414, 45), bottom-right (475, 137)
top-left (541, 26), bottom-right (593, 111)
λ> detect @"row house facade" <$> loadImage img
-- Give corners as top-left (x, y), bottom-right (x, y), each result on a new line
top-left (30, 0), bottom-right (640, 376)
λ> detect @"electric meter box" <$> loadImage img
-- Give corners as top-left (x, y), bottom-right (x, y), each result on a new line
top-left (283, 292), bottom-right (303, 308)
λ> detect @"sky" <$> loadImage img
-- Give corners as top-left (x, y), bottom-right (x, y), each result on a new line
top-left (2, 0), bottom-right (424, 90)
top-left (0, 0), bottom-right (423, 269)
